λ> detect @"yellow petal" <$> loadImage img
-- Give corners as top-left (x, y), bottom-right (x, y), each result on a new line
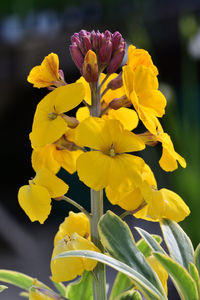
top-left (51, 233), bottom-right (100, 282)
top-left (33, 168), bottom-right (69, 198)
top-left (27, 53), bottom-right (60, 88)
top-left (139, 89), bottom-right (166, 117)
top-left (76, 76), bottom-right (91, 105)
top-left (134, 65), bottom-right (158, 93)
top-left (55, 149), bottom-right (82, 174)
top-left (160, 188), bottom-right (190, 222)
top-left (77, 151), bottom-right (112, 190)
top-left (122, 65), bottom-right (135, 98)
top-left (76, 106), bottom-right (90, 122)
top-left (31, 145), bottom-right (60, 174)
top-left (103, 107), bottom-right (139, 131)
top-left (18, 184), bottom-right (51, 224)
top-left (54, 211), bottom-right (90, 245)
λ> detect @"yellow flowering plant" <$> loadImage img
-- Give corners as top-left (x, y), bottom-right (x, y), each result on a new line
top-left (0, 29), bottom-right (200, 300)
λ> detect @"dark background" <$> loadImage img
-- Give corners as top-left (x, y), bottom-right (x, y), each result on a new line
top-left (1, 0), bottom-right (200, 299)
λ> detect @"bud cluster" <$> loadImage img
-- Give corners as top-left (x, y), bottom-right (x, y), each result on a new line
top-left (69, 30), bottom-right (126, 81)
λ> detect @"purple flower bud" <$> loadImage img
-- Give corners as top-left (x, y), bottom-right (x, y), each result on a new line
top-left (104, 30), bottom-right (112, 40)
top-left (69, 44), bottom-right (84, 70)
top-left (82, 35), bottom-right (92, 53)
top-left (112, 32), bottom-right (123, 50)
top-left (98, 40), bottom-right (113, 65)
top-left (107, 72), bottom-right (123, 90)
top-left (107, 47), bottom-right (125, 74)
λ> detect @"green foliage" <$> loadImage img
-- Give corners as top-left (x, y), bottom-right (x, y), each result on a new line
top-left (66, 271), bottom-right (93, 300)
top-left (109, 273), bottom-right (134, 300)
top-left (0, 285), bottom-right (8, 293)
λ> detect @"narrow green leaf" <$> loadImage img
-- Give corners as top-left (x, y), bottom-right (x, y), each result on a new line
top-left (0, 285), bottom-right (8, 292)
top-left (66, 271), bottom-right (93, 300)
top-left (194, 244), bottom-right (200, 276)
top-left (19, 291), bottom-right (29, 298)
top-left (53, 250), bottom-right (166, 300)
top-left (116, 289), bottom-right (142, 300)
top-left (189, 263), bottom-right (200, 297)
top-left (50, 278), bottom-right (66, 297)
top-left (160, 219), bottom-right (194, 270)
top-left (98, 211), bottom-right (166, 299)
top-left (110, 272), bottom-right (134, 300)
top-left (135, 228), bottom-right (165, 256)
top-left (0, 270), bottom-right (34, 291)
top-left (153, 252), bottom-right (198, 300)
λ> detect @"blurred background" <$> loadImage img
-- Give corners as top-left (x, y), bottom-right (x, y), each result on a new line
top-left (0, 0), bottom-right (200, 299)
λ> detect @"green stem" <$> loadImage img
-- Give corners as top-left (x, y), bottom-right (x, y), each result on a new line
top-left (60, 195), bottom-right (91, 219)
top-left (89, 77), bottom-right (107, 300)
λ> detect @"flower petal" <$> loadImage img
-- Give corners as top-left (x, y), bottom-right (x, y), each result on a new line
top-left (18, 184), bottom-right (51, 224)
top-left (33, 169), bottom-right (69, 198)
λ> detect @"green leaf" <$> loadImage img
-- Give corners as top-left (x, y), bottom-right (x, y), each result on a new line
top-left (66, 271), bottom-right (93, 300)
top-left (19, 291), bottom-right (29, 298)
top-left (160, 219), bottom-right (194, 270)
top-left (194, 244), bottom-right (200, 276)
top-left (115, 289), bottom-right (142, 300)
top-left (135, 228), bottom-right (165, 256)
top-left (50, 278), bottom-right (66, 297)
top-left (98, 211), bottom-right (166, 299)
top-left (153, 252), bottom-right (198, 300)
top-left (0, 270), bottom-right (34, 291)
top-left (189, 263), bottom-right (200, 297)
top-left (0, 285), bottom-right (8, 292)
top-left (110, 272), bottom-right (134, 300)
top-left (53, 250), bottom-right (166, 300)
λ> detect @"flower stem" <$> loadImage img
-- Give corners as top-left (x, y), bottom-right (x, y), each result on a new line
top-left (89, 77), bottom-right (107, 300)
top-left (60, 195), bottom-right (91, 219)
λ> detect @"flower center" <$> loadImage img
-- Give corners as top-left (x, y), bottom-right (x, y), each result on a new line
top-left (109, 144), bottom-right (115, 157)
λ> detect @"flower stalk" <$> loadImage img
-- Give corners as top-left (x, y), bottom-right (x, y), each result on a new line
top-left (89, 78), bottom-right (107, 300)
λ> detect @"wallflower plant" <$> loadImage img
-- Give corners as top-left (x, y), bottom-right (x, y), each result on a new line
top-left (0, 29), bottom-right (199, 300)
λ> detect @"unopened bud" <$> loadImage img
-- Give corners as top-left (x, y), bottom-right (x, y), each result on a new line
top-left (112, 32), bottom-right (123, 50)
top-left (98, 40), bottom-right (113, 65)
top-left (107, 46), bottom-right (125, 74)
top-left (69, 44), bottom-right (84, 70)
top-left (82, 50), bottom-right (98, 82)
top-left (109, 95), bottom-right (130, 109)
top-left (107, 72), bottom-right (123, 90)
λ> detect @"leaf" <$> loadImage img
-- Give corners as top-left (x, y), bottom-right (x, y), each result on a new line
top-left (0, 285), bottom-right (8, 292)
top-left (115, 289), bottom-right (142, 300)
top-left (19, 291), bottom-right (29, 298)
top-left (110, 272), bottom-right (134, 300)
top-left (160, 219), bottom-right (194, 270)
top-left (53, 250), bottom-right (166, 300)
top-left (0, 270), bottom-right (34, 291)
top-left (135, 228), bottom-right (165, 256)
top-left (188, 263), bottom-right (200, 297)
top-left (50, 278), bottom-right (66, 297)
top-left (194, 244), bottom-right (200, 276)
top-left (66, 271), bottom-right (93, 300)
top-left (153, 252), bottom-right (198, 300)
top-left (98, 211), bottom-right (166, 299)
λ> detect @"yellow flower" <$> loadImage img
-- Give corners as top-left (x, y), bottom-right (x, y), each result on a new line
top-left (126, 45), bottom-right (158, 75)
top-left (30, 82), bottom-right (85, 148)
top-left (29, 280), bottom-right (54, 300)
top-left (27, 53), bottom-right (61, 88)
top-left (51, 233), bottom-right (100, 282)
top-left (76, 117), bottom-right (145, 190)
top-left (76, 74), bottom-right (138, 131)
top-left (18, 169), bottom-right (69, 224)
top-left (32, 129), bottom-right (82, 174)
top-left (122, 64), bottom-right (167, 135)
top-left (54, 211), bottom-right (90, 245)
top-left (147, 255), bottom-right (168, 295)
top-left (139, 117), bottom-right (186, 171)
top-left (105, 164), bottom-right (156, 211)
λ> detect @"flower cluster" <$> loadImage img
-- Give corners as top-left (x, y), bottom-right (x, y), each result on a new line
top-left (18, 29), bottom-right (190, 286)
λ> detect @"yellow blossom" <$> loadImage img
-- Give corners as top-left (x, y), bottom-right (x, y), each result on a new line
top-left (76, 74), bottom-right (138, 131)
top-left (32, 129), bottom-right (82, 174)
top-left (139, 117), bottom-right (186, 171)
top-left (27, 53), bottom-right (61, 88)
top-left (147, 255), bottom-right (168, 295)
top-left (122, 64), bottom-right (167, 135)
top-left (51, 233), bottom-right (100, 282)
top-left (30, 82), bottom-right (85, 148)
top-left (127, 45), bottom-right (158, 75)
top-left (54, 211), bottom-right (90, 245)
top-left (76, 117), bottom-right (145, 190)
top-left (18, 169), bottom-right (69, 224)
